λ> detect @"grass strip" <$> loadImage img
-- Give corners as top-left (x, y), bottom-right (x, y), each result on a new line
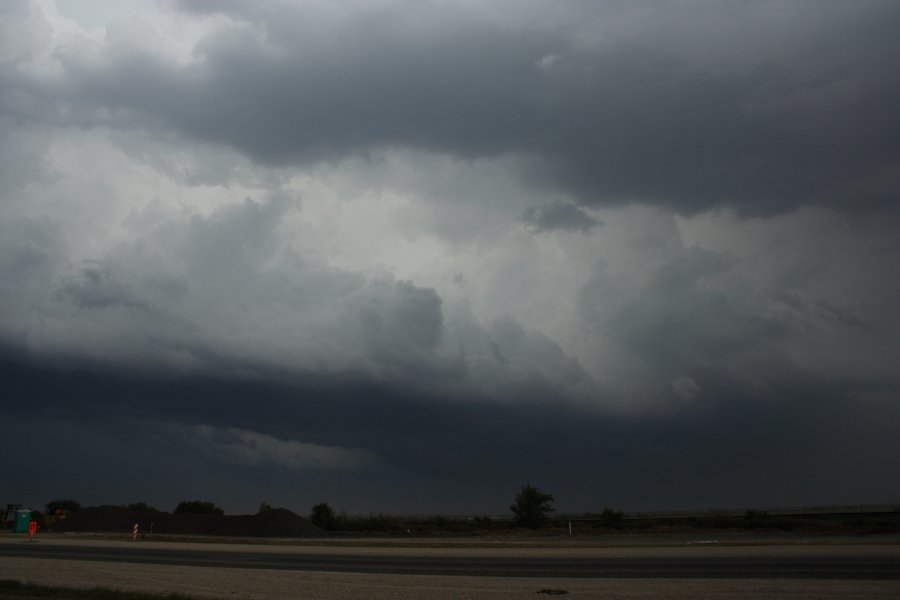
top-left (0, 580), bottom-right (211, 600)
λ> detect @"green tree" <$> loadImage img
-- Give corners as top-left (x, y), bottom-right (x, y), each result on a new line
top-left (29, 510), bottom-right (46, 530)
top-left (510, 483), bottom-right (555, 528)
top-left (45, 499), bottom-right (81, 516)
top-left (258, 502), bottom-right (273, 513)
top-left (127, 501), bottom-right (159, 512)
top-left (173, 500), bottom-right (224, 515)
top-left (310, 502), bottom-right (336, 531)
top-left (599, 507), bottom-right (624, 525)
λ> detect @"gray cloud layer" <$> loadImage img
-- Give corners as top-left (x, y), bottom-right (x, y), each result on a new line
top-left (4, 0), bottom-right (900, 215)
top-left (1, 0), bottom-right (899, 514)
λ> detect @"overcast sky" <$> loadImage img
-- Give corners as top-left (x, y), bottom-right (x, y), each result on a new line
top-left (2, 0), bottom-right (899, 516)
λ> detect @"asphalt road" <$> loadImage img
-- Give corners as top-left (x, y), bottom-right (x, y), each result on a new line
top-left (2, 539), bottom-right (899, 579)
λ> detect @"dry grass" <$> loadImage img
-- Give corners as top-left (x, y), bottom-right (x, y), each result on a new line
top-left (0, 580), bottom-right (213, 600)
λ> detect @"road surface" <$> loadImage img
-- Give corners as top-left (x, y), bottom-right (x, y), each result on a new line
top-left (2, 536), bottom-right (899, 579)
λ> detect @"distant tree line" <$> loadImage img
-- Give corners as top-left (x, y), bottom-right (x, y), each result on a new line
top-left (22, 490), bottom-right (898, 536)
top-left (46, 499), bottom-right (81, 515)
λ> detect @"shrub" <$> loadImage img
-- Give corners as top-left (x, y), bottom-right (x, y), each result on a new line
top-left (600, 507), bottom-right (624, 525)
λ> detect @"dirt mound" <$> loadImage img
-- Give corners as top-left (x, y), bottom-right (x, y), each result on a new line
top-left (215, 508), bottom-right (323, 537)
top-left (49, 506), bottom-right (149, 534)
top-left (51, 506), bottom-right (323, 538)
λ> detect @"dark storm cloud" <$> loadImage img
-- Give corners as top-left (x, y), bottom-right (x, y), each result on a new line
top-left (1, 0), bottom-right (899, 516)
top-left (574, 208), bottom-right (900, 410)
top-left (3, 356), bottom-right (898, 513)
top-left (4, 1), bottom-right (899, 215)
top-left (58, 263), bottom-right (150, 311)
top-left (357, 280), bottom-right (444, 365)
top-left (522, 200), bottom-right (600, 234)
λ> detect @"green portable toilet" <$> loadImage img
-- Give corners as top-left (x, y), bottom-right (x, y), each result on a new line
top-left (14, 510), bottom-right (32, 533)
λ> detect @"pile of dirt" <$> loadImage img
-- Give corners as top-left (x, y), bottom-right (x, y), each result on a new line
top-left (48, 506), bottom-right (146, 534)
top-left (214, 508), bottom-right (323, 537)
top-left (50, 506), bottom-right (323, 538)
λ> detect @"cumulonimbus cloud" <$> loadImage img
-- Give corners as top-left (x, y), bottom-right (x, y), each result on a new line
top-left (4, 0), bottom-right (900, 216)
